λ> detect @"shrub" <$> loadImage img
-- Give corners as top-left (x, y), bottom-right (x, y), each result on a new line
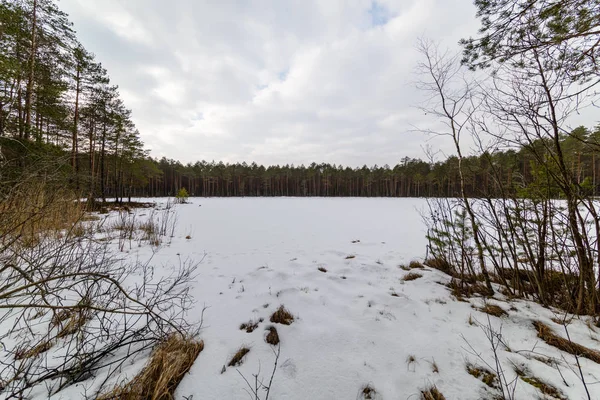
top-left (175, 187), bottom-right (189, 204)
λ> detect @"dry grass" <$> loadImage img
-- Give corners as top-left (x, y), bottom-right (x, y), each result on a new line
top-left (467, 363), bottom-right (498, 388)
top-left (431, 360), bottom-right (439, 373)
top-left (270, 305), bottom-right (294, 325)
top-left (403, 272), bottom-right (423, 281)
top-left (14, 340), bottom-right (53, 360)
top-left (345, 255), bottom-right (356, 259)
top-left (239, 319), bottom-right (261, 333)
top-left (55, 311), bottom-right (90, 339)
top-left (98, 334), bottom-right (204, 400)
top-left (228, 347), bottom-right (250, 367)
top-left (421, 386), bottom-right (446, 400)
top-left (447, 279), bottom-right (491, 299)
top-left (424, 257), bottom-right (453, 275)
top-left (318, 266), bottom-right (327, 273)
top-left (360, 384), bottom-right (377, 399)
top-left (468, 314), bottom-right (475, 326)
top-left (533, 321), bottom-right (600, 363)
top-left (479, 304), bottom-right (508, 318)
top-left (265, 326), bottom-right (280, 345)
top-left (515, 366), bottom-right (566, 399)
top-left (409, 260), bottom-right (425, 269)
top-left (399, 265), bottom-right (411, 271)
top-left (0, 182), bottom-right (86, 248)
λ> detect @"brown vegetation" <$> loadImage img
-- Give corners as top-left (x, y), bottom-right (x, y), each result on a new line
top-left (424, 258), bottom-right (452, 275)
top-left (514, 365), bottom-right (566, 400)
top-left (421, 386), bottom-right (446, 400)
top-left (403, 272), bottom-right (423, 281)
top-left (98, 334), bottom-right (204, 400)
top-left (265, 326), bottom-right (280, 346)
top-left (533, 321), bottom-right (600, 363)
top-left (479, 304), bottom-right (508, 318)
top-left (466, 364), bottom-right (498, 388)
top-left (228, 347), bottom-right (250, 367)
top-left (318, 266), bottom-right (327, 273)
top-left (239, 320), bottom-right (260, 333)
top-left (270, 306), bottom-right (294, 325)
top-left (360, 384), bottom-right (377, 399)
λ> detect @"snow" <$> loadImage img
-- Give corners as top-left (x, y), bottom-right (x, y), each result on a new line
top-left (10, 197), bottom-right (600, 399)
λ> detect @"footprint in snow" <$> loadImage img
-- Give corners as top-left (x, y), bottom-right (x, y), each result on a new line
top-left (280, 358), bottom-right (297, 378)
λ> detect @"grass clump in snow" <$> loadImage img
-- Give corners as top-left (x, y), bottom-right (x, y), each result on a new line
top-left (424, 257), bottom-right (452, 275)
top-left (359, 384), bottom-right (378, 399)
top-left (228, 347), bottom-right (250, 367)
top-left (533, 321), bottom-right (600, 363)
top-left (514, 366), bottom-right (566, 400)
top-left (447, 279), bottom-right (490, 300)
top-left (421, 385), bottom-right (446, 400)
top-left (265, 326), bottom-right (280, 345)
top-left (240, 319), bottom-right (263, 333)
top-left (318, 266), bottom-right (327, 273)
top-left (466, 363), bottom-right (498, 388)
top-left (345, 255), bottom-right (356, 259)
top-left (98, 334), bottom-right (204, 400)
top-left (270, 305), bottom-right (294, 325)
top-left (409, 260), bottom-right (425, 269)
top-left (14, 340), bottom-right (53, 360)
top-left (479, 304), bottom-right (508, 318)
top-left (403, 272), bottom-right (423, 281)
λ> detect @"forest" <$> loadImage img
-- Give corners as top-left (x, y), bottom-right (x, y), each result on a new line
top-left (2, 0), bottom-right (600, 201)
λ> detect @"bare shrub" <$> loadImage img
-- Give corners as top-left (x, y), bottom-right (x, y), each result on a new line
top-left (0, 180), bottom-right (201, 398)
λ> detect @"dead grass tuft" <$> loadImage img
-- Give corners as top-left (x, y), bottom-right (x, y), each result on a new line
top-left (270, 305), bottom-right (294, 325)
top-left (360, 384), bottom-right (377, 399)
top-left (403, 272), bottom-right (423, 281)
top-left (399, 265), bottom-right (411, 271)
top-left (55, 311), bottom-right (90, 339)
top-left (514, 365), bottom-right (566, 399)
top-left (228, 347), bottom-right (250, 367)
top-left (421, 386), bottom-right (446, 400)
top-left (479, 304), bottom-right (508, 318)
top-left (14, 340), bottom-right (53, 360)
top-left (345, 255), bottom-right (356, 259)
top-left (239, 320), bottom-right (259, 333)
top-left (265, 326), bottom-right (280, 345)
top-left (424, 257), bottom-right (453, 275)
top-left (447, 279), bottom-right (491, 299)
top-left (98, 334), bottom-right (204, 400)
top-left (318, 266), bottom-right (327, 273)
top-left (467, 363), bottom-right (498, 388)
top-left (409, 260), bottom-right (425, 269)
top-left (533, 321), bottom-right (600, 363)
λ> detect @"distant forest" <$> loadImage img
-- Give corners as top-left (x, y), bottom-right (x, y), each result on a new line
top-left (1, 0), bottom-right (598, 201)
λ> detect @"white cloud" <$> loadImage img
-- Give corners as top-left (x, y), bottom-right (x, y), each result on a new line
top-left (60, 0), bottom-right (480, 166)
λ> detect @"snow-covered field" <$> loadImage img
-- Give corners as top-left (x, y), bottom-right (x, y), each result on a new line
top-left (47, 198), bottom-right (600, 398)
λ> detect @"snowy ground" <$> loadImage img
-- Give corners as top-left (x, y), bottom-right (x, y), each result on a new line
top-left (53, 198), bottom-right (600, 398)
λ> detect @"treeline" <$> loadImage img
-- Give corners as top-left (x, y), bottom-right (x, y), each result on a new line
top-left (148, 126), bottom-right (600, 198)
top-left (0, 0), bottom-right (147, 206)
top-left (2, 0), bottom-right (600, 202)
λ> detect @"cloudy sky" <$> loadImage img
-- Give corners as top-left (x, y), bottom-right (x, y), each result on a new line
top-left (60, 0), bottom-right (480, 166)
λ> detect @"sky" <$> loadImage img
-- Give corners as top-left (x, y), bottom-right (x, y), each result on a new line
top-left (59, 0), bottom-right (482, 166)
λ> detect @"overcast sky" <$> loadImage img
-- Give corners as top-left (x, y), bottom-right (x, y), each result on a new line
top-left (60, 0), bottom-right (481, 166)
